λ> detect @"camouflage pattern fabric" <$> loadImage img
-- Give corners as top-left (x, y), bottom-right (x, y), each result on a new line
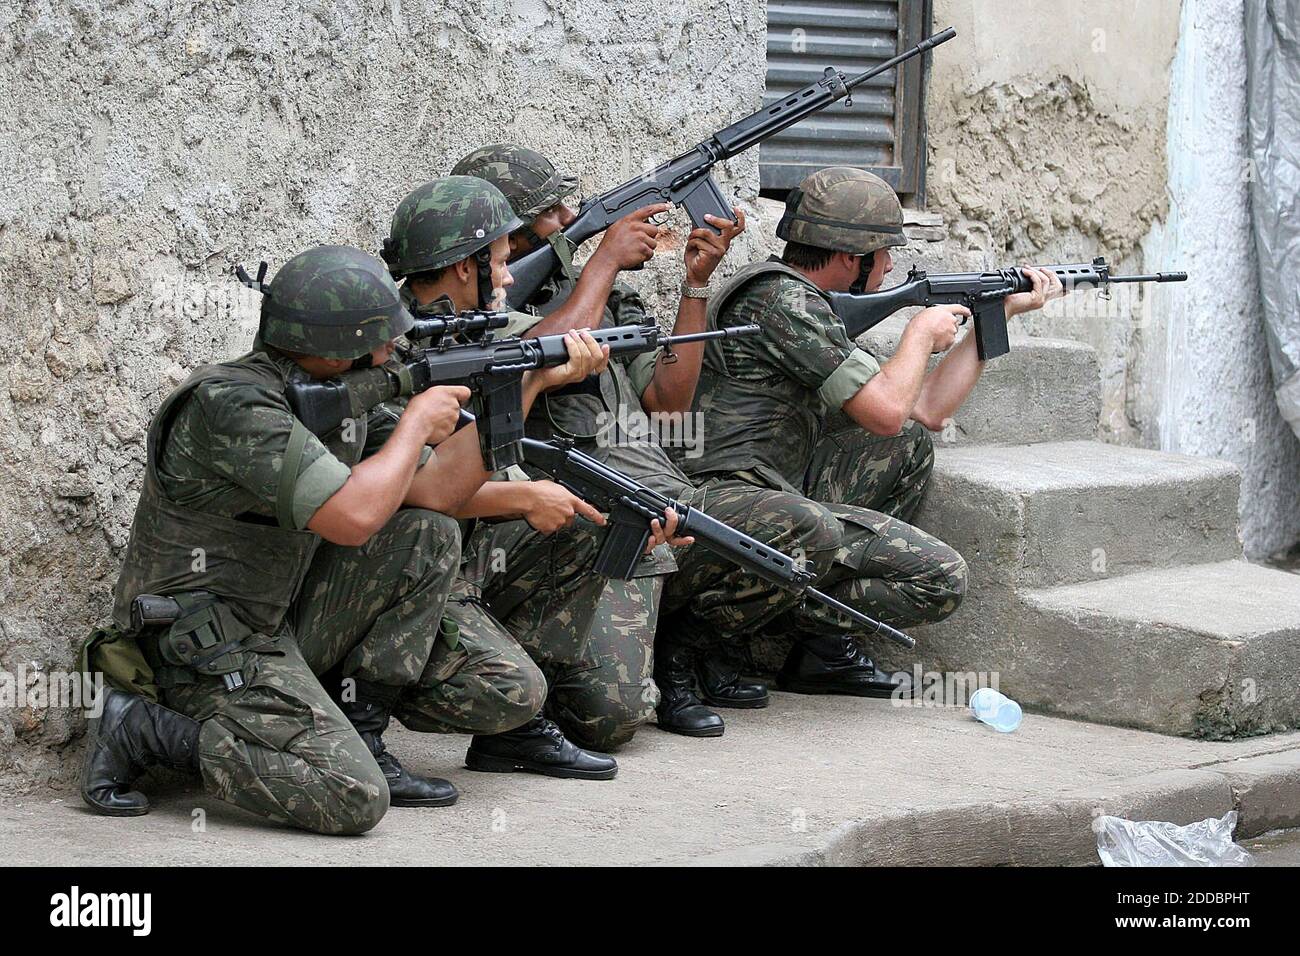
top-left (680, 264), bottom-right (881, 497)
top-left (392, 577), bottom-right (546, 736)
top-left (290, 507), bottom-right (462, 689)
top-left (382, 176), bottom-right (523, 278)
top-left (463, 515), bottom-right (647, 750)
top-left (809, 415), bottom-right (935, 523)
top-left (164, 635), bottom-right (389, 836)
top-left (451, 144), bottom-right (578, 220)
top-left (258, 245), bottom-right (414, 360)
top-left (775, 166), bottom-right (908, 254)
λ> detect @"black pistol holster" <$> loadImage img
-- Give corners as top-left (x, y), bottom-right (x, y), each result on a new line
top-left (137, 592), bottom-right (254, 694)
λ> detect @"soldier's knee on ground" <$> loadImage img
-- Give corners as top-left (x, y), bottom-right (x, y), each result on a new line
top-left (549, 676), bottom-right (654, 751)
top-left (318, 752), bottom-right (391, 836)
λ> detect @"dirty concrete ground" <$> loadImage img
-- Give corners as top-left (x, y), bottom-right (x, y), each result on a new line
top-left (2, 693), bottom-right (1297, 866)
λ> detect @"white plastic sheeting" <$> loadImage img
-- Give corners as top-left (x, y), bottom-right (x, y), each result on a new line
top-left (1245, 0), bottom-right (1300, 440)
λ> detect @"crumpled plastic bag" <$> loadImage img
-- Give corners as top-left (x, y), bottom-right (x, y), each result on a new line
top-left (1092, 810), bottom-right (1254, 867)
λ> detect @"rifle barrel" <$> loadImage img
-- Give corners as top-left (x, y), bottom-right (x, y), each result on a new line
top-left (663, 324), bottom-right (761, 346)
top-left (1108, 272), bottom-right (1188, 283)
top-left (844, 26), bottom-right (956, 88)
top-left (806, 587), bottom-right (916, 648)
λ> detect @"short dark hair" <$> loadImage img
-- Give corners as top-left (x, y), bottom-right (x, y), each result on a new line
top-left (403, 266), bottom-right (449, 286)
top-left (781, 241), bottom-right (834, 271)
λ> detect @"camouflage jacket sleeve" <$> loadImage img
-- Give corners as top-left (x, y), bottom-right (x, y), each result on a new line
top-left (759, 278), bottom-right (881, 410)
top-left (165, 379), bottom-right (352, 529)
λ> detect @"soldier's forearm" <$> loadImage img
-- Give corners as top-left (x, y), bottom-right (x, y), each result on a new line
top-left (520, 257), bottom-right (620, 337)
top-left (913, 332), bottom-right (983, 430)
top-left (308, 415), bottom-right (428, 546)
top-left (403, 428), bottom-right (491, 514)
top-left (452, 481), bottom-right (532, 520)
top-left (642, 296), bottom-right (707, 414)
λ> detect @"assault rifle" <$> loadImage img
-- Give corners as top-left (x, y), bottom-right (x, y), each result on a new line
top-left (829, 257), bottom-right (1189, 360)
top-left (284, 316), bottom-right (760, 470)
top-left (516, 434), bottom-right (914, 649)
top-left (505, 26), bottom-right (957, 308)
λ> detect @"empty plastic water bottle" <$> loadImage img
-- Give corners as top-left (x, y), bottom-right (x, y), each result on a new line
top-left (969, 688), bottom-right (1022, 733)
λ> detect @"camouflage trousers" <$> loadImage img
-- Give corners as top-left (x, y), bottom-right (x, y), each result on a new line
top-left (464, 517), bottom-right (655, 752)
top-left (764, 419), bottom-right (967, 642)
top-left (163, 508), bottom-right (541, 835)
top-left (467, 478), bottom-right (841, 750)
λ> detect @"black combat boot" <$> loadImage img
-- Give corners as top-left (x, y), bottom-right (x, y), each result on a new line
top-left (697, 651), bottom-right (769, 709)
top-left (653, 643), bottom-right (725, 737)
top-left (81, 687), bottom-right (201, 816)
top-left (466, 715), bottom-right (618, 779)
top-left (776, 633), bottom-right (912, 699)
top-left (339, 681), bottom-right (458, 808)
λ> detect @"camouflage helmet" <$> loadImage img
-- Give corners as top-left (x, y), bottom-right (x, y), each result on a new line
top-left (776, 166), bottom-right (907, 254)
top-left (381, 176), bottom-right (523, 278)
top-left (450, 143), bottom-right (578, 222)
top-left (256, 245), bottom-right (413, 360)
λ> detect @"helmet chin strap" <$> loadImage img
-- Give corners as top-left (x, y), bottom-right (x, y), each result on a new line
top-left (849, 251), bottom-right (877, 295)
top-left (474, 248), bottom-right (496, 309)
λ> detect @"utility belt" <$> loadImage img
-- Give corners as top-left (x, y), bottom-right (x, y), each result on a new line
top-left (83, 591), bottom-right (272, 699)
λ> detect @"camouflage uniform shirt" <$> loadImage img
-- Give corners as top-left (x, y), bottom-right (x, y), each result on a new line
top-left (678, 261), bottom-right (881, 495)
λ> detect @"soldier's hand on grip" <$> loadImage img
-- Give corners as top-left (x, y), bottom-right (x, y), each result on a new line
top-left (594, 203), bottom-right (668, 270)
top-left (912, 303), bottom-right (970, 353)
top-left (407, 385), bottom-right (471, 445)
top-left (522, 481), bottom-right (607, 534)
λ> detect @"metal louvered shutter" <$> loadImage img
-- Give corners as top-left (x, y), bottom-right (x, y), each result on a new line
top-left (761, 0), bottom-right (929, 196)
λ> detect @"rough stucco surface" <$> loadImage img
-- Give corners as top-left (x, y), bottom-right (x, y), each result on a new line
top-left (1142, 0), bottom-right (1300, 557)
top-left (926, 0), bottom-right (1181, 448)
top-left (0, 0), bottom-right (767, 791)
top-left (926, 0), bottom-right (1298, 558)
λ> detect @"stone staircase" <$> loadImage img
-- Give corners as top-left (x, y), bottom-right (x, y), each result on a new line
top-left (859, 318), bottom-right (1300, 739)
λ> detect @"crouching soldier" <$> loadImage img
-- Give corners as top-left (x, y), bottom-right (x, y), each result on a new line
top-left (378, 174), bottom-right (637, 772)
top-left (82, 245), bottom-right (605, 832)
top-left (680, 167), bottom-right (1061, 696)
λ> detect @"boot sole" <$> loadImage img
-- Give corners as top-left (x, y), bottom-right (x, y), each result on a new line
top-left (390, 793), bottom-right (459, 808)
top-left (777, 679), bottom-right (900, 700)
top-left (82, 801), bottom-right (150, 817)
top-left (464, 751), bottom-right (617, 780)
top-left (700, 694), bottom-right (770, 710)
top-left (654, 722), bottom-right (725, 738)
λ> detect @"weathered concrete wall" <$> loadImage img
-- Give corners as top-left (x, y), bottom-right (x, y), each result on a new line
top-left (0, 0), bottom-right (767, 790)
top-left (925, 0), bottom-right (1299, 557)
top-left (926, 0), bottom-right (1181, 445)
top-left (1140, 0), bottom-right (1300, 558)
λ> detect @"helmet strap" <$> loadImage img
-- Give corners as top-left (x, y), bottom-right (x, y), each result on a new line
top-left (474, 248), bottom-right (496, 309)
top-left (849, 251), bottom-right (877, 295)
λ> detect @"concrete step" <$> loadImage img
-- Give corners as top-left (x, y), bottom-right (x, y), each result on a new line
top-left (862, 317), bottom-right (1100, 445)
top-left (914, 440), bottom-right (1242, 589)
top-left (1014, 561), bottom-right (1300, 737)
